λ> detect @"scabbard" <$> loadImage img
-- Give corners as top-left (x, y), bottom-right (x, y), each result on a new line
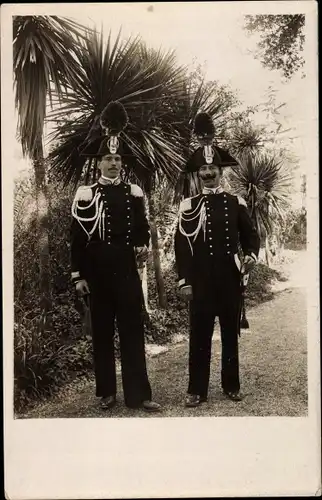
top-left (82, 294), bottom-right (92, 338)
top-left (240, 272), bottom-right (250, 330)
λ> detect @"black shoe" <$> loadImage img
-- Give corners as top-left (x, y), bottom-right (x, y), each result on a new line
top-left (224, 391), bottom-right (243, 402)
top-left (100, 395), bottom-right (116, 410)
top-left (141, 400), bottom-right (162, 412)
top-left (185, 394), bottom-right (207, 408)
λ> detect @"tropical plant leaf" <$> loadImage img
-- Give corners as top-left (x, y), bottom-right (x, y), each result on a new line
top-left (228, 151), bottom-right (292, 237)
top-left (47, 30), bottom-right (189, 188)
top-left (13, 15), bottom-right (90, 159)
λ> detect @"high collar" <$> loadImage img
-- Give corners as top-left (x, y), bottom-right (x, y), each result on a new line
top-left (98, 175), bottom-right (121, 186)
top-left (202, 186), bottom-right (223, 195)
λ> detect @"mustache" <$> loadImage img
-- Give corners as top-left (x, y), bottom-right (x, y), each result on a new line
top-left (203, 174), bottom-right (218, 180)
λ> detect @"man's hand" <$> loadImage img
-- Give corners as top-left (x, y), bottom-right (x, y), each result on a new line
top-left (178, 285), bottom-right (193, 302)
top-left (241, 255), bottom-right (256, 274)
top-left (75, 279), bottom-right (90, 297)
top-left (135, 245), bottom-right (149, 266)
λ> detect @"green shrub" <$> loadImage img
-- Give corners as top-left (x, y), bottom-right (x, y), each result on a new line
top-left (246, 262), bottom-right (285, 307)
top-left (145, 260), bottom-right (189, 344)
top-left (281, 208), bottom-right (306, 250)
top-left (14, 312), bottom-right (93, 412)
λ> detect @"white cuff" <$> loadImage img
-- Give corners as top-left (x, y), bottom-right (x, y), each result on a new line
top-left (71, 271), bottom-right (80, 280)
top-left (178, 278), bottom-right (186, 287)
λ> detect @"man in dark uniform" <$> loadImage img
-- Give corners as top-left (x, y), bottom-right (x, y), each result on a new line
top-left (70, 101), bottom-right (161, 412)
top-left (174, 113), bottom-right (260, 407)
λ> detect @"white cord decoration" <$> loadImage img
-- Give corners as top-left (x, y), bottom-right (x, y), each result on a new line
top-left (178, 197), bottom-right (207, 255)
top-left (88, 201), bottom-right (104, 236)
top-left (72, 190), bottom-right (104, 240)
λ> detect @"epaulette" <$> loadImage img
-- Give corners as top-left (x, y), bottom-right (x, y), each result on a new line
top-left (74, 184), bottom-right (96, 202)
top-left (179, 198), bottom-right (192, 213)
top-left (237, 196), bottom-right (248, 208)
top-left (130, 184), bottom-right (143, 197)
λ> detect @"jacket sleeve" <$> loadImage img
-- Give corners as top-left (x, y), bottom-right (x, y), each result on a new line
top-left (132, 195), bottom-right (150, 247)
top-left (70, 215), bottom-right (88, 284)
top-left (174, 217), bottom-right (193, 288)
top-left (237, 198), bottom-right (260, 260)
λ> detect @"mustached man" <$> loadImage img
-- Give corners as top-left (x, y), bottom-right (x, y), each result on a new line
top-left (175, 113), bottom-right (260, 407)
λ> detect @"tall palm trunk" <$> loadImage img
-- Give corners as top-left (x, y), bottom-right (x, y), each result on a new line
top-left (33, 141), bottom-right (52, 330)
top-left (264, 232), bottom-right (271, 267)
top-left (146, 191), bottom-right (167, 309)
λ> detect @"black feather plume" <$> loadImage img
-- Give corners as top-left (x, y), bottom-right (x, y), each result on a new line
top-left (193, 112), bottom-right (215, 139)
top-left (100, 101), bottom-right (129, 135)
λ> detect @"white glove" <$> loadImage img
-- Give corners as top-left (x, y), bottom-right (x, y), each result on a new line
top-left (75, 279), bottom-right (90, 297)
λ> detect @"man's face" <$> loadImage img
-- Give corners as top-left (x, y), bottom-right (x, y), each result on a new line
top-left (198, 164), bottom-right (222, 188)
top-left (99, 154), bottom-right (122, 178)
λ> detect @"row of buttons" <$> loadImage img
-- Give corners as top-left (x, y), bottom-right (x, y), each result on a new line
top-left (205, 194), bottom-right (231, 256)
top-left (100, 189), bottom-right (132, 245)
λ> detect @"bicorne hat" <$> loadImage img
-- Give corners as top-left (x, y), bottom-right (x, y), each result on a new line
top-left (185, 112), bottom-right (238, 173)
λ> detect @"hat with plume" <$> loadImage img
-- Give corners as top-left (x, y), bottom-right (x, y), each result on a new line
top-left (185, 112), bottom-right (238, 173)
top-left (79, 101), bottom-right (130, 158)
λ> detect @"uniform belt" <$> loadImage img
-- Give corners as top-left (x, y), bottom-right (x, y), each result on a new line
top-left (87, 240), bottom-right (134, 249)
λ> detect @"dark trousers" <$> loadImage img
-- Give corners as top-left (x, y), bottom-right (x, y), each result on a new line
top-left (85, 243), bottom-right (152, 407)
top-left (188, 263), bottom-right (241, 398)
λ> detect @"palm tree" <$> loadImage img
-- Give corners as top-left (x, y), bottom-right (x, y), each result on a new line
top-left (228, 151), bottom-right (292, 265)
top-left (47, 31), bottom-right (187, 308)
top-left (13, 15), bottom-right (88, 330)
top-left (228, 119), bottom-right (267, 157)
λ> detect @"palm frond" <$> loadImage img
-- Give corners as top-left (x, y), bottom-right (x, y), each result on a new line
top-left (48, 30), bottom-right (188, 187)
top-left (228, 151), bottom-right (292, 236)
top-left (227, 120), bottom-right (268, 157)
top-left (13, 15), bottom-right (89, 159)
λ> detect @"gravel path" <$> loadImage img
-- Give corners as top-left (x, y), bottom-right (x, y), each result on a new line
top-left (19, 284), bottom-right (307, 419)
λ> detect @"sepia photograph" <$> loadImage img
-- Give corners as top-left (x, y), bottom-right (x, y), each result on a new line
top-left (11, 6), bottom-right (310, 420)
top-left (2, 2), bottom-right (320, 498)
